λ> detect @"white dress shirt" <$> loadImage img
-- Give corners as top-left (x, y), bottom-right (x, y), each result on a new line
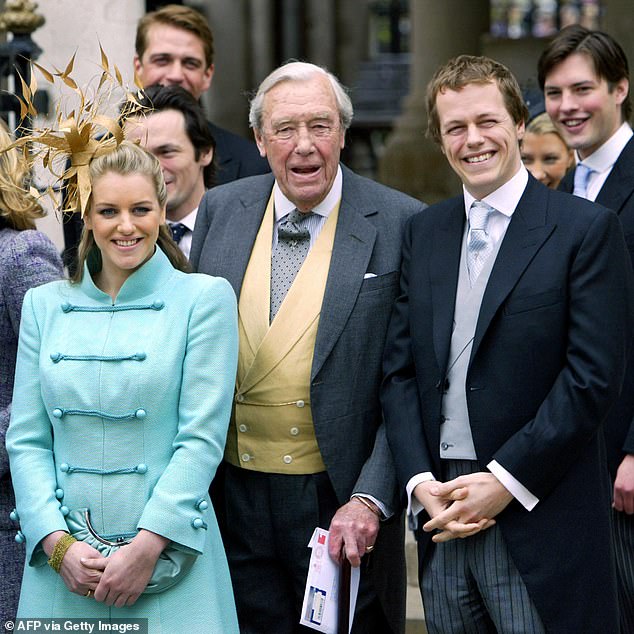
top-left (406, 165), bottom-right (540, 524)
top-left (576, 122), bottom-right (633, 201)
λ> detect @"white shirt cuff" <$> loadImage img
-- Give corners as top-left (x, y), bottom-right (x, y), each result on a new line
top-left (487, 460), bottom-right (539, 511)
top-left (405, 472), bottom-right (436, 529)
top-left (351, 493), bottom-right (391, 520)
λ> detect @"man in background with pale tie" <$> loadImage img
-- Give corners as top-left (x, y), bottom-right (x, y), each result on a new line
top-left (190, 61), bottom-right (425, 633)
top-left (381, 54), bottom-right (633, 633)
top-left (124, 84), bottom-right (214, 258)
top-left (539, 26), bottom-right (634, 631)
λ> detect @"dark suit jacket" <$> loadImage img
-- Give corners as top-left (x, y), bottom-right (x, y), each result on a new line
top-left (560, 136), bottom-right (634, 476)
top-left (190, 165), bottom-right (425, 632)
top-left (208, 122), bottom-right (269, 185)
top-left (382, 176), bottom-right (633, 633)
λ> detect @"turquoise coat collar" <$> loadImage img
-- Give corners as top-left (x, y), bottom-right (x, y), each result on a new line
top-left (80, 247), bottom-right (177, 304)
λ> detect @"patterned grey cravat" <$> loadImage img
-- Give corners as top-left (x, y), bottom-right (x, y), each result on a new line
top-left (270, 209), bottom-right (313, 322)
top-left (467, 201), bottom-right (494, 286)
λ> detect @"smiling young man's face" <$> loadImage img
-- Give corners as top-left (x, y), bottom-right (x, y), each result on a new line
top-left (544, 52), bottom-right (628, 160)
top-left (134, 24), bottom-right (213, 100)
top-left (436, 81), bottom-right (524, 199)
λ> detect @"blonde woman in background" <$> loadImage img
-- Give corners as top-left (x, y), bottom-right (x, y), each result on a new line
top-left (0, 119), bottom-right (63, 622)
top-left (521, 112), bottom-right (574, 189)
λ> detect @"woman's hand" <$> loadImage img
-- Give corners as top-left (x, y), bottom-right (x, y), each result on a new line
top-left (42, 531), bottom-right (104, 597)
top-left (85, 530), bottom-right (169, 607)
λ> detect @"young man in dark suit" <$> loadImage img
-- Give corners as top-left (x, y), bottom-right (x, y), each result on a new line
top-left (539, 27), bottom-right (634, 631)
top-left (381, 54), bottom-right (633, 633)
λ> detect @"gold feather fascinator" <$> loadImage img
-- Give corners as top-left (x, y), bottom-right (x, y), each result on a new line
top-left (7, 46), bottom-right (147, 217)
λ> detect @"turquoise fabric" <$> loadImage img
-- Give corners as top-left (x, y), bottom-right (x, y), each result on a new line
top-left (7, 247), bottom-right (239, 632)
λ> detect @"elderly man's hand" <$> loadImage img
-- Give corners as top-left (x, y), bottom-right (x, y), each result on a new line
top-left (328, 498), bottom-right (380, 567)
top-left (613, 453), bottom-right (634, 514)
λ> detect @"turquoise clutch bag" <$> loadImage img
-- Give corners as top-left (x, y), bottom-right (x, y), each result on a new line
top-left (65, 508), bottom-right (196, 594)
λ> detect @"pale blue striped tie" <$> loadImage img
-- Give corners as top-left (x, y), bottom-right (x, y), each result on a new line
top-left (467, 201), bottom-right (494, 286)
top-left (573, 162), bottom-right (593, 198)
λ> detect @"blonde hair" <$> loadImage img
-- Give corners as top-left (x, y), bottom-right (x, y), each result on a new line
top-left (72, 141), bottom-right (190, 282)
top-left (526, 112), bottom-right (566, 141)
top-left (0, 119), bottom-right (45, 230)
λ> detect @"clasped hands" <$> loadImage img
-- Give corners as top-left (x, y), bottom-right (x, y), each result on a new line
top-left (44, 529), bottom-right (168, 607)
top-left (415, 472), bottom-right (513, 543)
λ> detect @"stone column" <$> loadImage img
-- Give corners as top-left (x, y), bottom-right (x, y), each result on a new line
top-left (249, 0), bottom-right (275, 87)
top-left (378, 0), bottom-right (488, 203)
top-left (306, 0), bottom-right (336, 71)
top-left (336, 0), bottom-right (370, 87)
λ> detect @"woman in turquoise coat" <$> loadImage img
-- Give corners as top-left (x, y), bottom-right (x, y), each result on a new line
top-left (7, 141), bottom-right (239, 632)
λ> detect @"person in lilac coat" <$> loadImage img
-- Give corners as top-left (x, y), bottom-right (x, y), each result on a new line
top-left (0, 121), bottom-right (63, 622)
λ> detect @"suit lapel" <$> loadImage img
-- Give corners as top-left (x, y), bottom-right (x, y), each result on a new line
top-left (471, 178), bottom-right (555, 362)
top-left (596, 137), bottom-right (634, 214)
top-left (312, 171), bottom-right (377, 379)
top-left (212, 180), bottom-right (273, 298)
top-left (559, 169), bottom-right (574, 194)
top-left (430, 199), bottom-right (464, 373)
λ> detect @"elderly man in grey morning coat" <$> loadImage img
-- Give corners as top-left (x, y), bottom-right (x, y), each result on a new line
top-left (190, 61), bottom-right (426, 633)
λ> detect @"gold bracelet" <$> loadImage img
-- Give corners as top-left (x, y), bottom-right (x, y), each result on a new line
top-left (47, 533), bottom-right (77, 573)
top-left (351, 495), bottom-right (382, 518)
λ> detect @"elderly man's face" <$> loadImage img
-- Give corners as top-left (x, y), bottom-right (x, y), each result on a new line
top-left (254, 75), bottom-right (345, 212)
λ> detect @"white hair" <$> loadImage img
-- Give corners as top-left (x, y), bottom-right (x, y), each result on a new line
top-left (249, 61), bottom-right (354, 132)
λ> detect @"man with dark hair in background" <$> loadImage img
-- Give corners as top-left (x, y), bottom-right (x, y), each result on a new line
top-left (124, 85), bottom-right (214, 259)
top-left (539, 26), bottom-right (634, 631)
top-left (133, 4), bottom-right (268, 186)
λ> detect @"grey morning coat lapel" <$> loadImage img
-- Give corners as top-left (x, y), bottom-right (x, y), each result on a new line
top-left (595, 136), bottom-right (634, 214)
top-left (470, 176), bottom-right (555, 363)
top-left (213, 183), bottom-right (273, 298)
top-left (311, 169), bottom-right (377, 379)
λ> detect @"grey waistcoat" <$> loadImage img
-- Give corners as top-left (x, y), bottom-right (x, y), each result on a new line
top-left (440, 225), bottom-right (504, 459)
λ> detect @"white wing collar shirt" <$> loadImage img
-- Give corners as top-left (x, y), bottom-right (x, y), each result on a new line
top-left (406, 166), bottom-right (541, 525)
top-left (272, 166), bottom-right (342, 247)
